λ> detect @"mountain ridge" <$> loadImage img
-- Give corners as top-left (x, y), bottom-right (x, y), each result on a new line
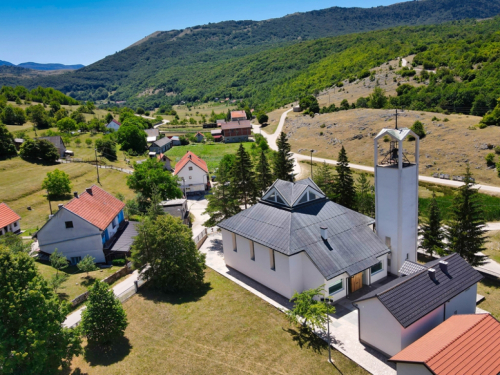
top-left (0, 61), bottom-right (84, 71)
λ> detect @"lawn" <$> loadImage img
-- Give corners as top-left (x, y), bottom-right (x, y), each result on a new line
top-left (478, 278), bottom-right (500, 321)
top-left (0, 157), bottom-right (135, 232)
top-left (36, 261), bottom-right (123, 302)
top-left (155, 101), bottom-right (237, 123)
top-left (485, 231), bottom-right (500, 264)
top-left (68, 269), bottom-right (367, 375)
top-left (165, 142), bottom-right (255, 172)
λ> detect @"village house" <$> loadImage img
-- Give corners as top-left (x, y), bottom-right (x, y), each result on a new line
top-left (173, 151), bottom-right (209, 195)
top-left (149, 137), bottom-right (172, 155)
top-left (230, 110), bottom-right (247, 121)
top-left (38, 135), bottom-right (67, 158)
top-left (0, 203), bottom-right (21, 235)
top-left (194, 132), bottom-right (204, 142)
top-left (159, 199), bottom-right (190, 226)
top-left (216, 119), bottom-right (226, 127)
top-left (354, 253), bottom-right (483, 357)
top-left (156, 153), bottom-right (172, 171)
top-left (218, 178), bottom-right (390, 301)
top-left (389, 313), bottom-right (500, 374)
top-left (13, 138), bottom-right (24, 150)
top-left (221, 120), bottom-right (252, 143)
top-left (145, 128), bottom-right (160, 142)
top-left (106, 119), bottom-right (121, 131)
top-left (211, 128), bottom-right (222, 142)
top-left (35, 185), bottom-right (130, 264)
top-left (171, 136), bottom-right (181, 146)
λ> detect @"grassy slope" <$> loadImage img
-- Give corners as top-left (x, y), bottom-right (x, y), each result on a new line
top-left (69, 269), bottom-right (367, 374)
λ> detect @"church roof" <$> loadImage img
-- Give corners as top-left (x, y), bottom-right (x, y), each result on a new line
top-left (219, 179), bottom-right (389, 280)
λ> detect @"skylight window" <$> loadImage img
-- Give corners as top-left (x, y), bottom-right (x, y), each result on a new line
top-left (276, 195), bottom-right (285, 204)
top-left (298, 194), bottom-right (308, 204)
top-left (309, 192), bottom-right (317, 200)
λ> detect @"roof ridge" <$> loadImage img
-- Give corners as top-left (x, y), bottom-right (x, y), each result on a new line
top-left (425, 314), bottom-right (491, 363)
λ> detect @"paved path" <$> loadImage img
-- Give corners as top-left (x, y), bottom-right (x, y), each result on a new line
top-left (187, 195), bottom-right (210, 236)
top-left (62, 270), bottom-right (140, 328)
top-left (254, 109), bottom-right (500, 194)
top-left (199, 232), bottom-right (396, 375)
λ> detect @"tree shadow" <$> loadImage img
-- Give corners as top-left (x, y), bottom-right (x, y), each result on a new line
top-left (60, 367), bottom-right (89, 375)
top-left (80, 276), bottom-right (96, 288)
top-left (138, 281), bottom-right (212, 305)
top-left (283, 325), bottom-right (327, 354)
top-left (83, 336), bottom-right (132, 366)
top-left (56, 292), bottom-right (70, 301)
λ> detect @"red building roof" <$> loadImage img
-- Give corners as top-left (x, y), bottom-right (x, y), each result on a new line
top-left (0, 203), bottom-right (21, 228)
top-left (390, 314), bottom-right (500, 375)
top-left (173, 151), bottom-right (208, 175)
top-left (231, 110), bottom-right (247, 120)
top-left (64, 185), bottom-right (125, 230)
top-left (221, 120), bottom-right (252, 131)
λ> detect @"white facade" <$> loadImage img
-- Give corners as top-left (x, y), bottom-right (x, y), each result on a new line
top-left (396, 363), bottom-right (432, 375)
top-left (176, 160), bottom-right (208, 193)
top-left (106, 120), bottom-right (120, 131)
top-left (221, 229), bottom-right (387, 301)
top-left (356, 285), bottom-right (477, 357)
top-left (374, 129), bottom-right (419, 275)
top-left (37, 208), bottom-right (105, 263)
top-left (0, 219), bottom-right (21, 235)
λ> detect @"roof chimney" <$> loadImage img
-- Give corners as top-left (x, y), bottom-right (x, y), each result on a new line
top-left (439, 260), bottom-right (448, 273)
top-left (86, 188), bottom-right (93, 195)
top-left (320, 226), bottom-right (328, 240)
top-left (58, 204), bottom-right (64, 209)
top-left (428, 268), bottom-right (437, 282)
top-left (73, 192), bottom-right (79, 198)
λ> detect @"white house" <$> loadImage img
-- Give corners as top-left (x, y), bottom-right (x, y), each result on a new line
top-left (218, 178), bottom-right (390, 301)
top-left (354, 253), bottom-right (483, 358)
top-left (0, 203), bottom-right (21, 235)
top-left (173, 151), bottom-right (209, 195)
top-left (106, 119), bottom-right (121, 131)
top-left (36, 185), bottom-right (126, 264)
top-left (389, 313), bottom-right (500, 375)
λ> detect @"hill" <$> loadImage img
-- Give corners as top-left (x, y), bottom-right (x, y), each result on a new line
top-left (1, 0), bottom-right (500, 108)
top-left (0, 60), bottom-right (14, 67)
top-left (0, 61), bottom-right (84, 71)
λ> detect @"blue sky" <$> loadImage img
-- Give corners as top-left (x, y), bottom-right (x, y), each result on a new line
top-left (1, 0), bottom-right (403, 66)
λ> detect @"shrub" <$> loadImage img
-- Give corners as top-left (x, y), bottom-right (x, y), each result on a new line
top-left (443, 118), bottom-right (449, 122)
top-left (485, 153), bottom-right (495, 166)
top-left (112, 258), bottom-right (126, 266)
top-left (320, 124), bottom-right (326, 128)
top-left (495, 146), bottom-right (500, 155)
top-left (431, 116), bottom-right (441, 121)
top-left (410, 120), bottom-right (426, 139)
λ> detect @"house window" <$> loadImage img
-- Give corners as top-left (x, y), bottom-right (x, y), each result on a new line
top-left (189, 176), bottom-right (192, 180)
top-left (65, 221), bottom-right (74, 229)
top-left (14, 222), bottom-right (17, 227)
top-left (309, 191), bottom-right (317, 200)
top-left (269, 249), bottom-right (275, 270)
top-left (276, 195), bottom-right (285, 204)
top-left (371, 261), bottom-right (383, 275)
top-left (298, 193), bottom-right (308, 204)
top-left (329, 279), bottom-right (343, 295)
top-left (189, 167), bottom-right (193, 171)
top-left (385, 236), bottom-right (391, 249)
top-left (232, 233), bottom-right (237, 252)
top-left (70, 256), bottom-right (81, 265)
top-left (250, 240), bottom-right (255, 261)
top-left (112, 217), bottom-right (118, 228)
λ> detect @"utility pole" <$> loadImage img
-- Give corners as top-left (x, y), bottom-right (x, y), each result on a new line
top-left (94, 148), bottom-right (100, 184)
top-left (310, 150), bottom-right (314, 179)
top-left (395, 109), bottom-right (398, 130)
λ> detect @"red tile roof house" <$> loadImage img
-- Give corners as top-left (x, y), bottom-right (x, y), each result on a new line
top-left (35, 185), bottom-right (132, 264)
top-left (221, 120), bottom-right (252, 143)
top-left (230, 110), bottom-right (247, 121)
top-left (390, 314), bottom-right (500, 375)
top-left (0, 203), bottom-right (21, 235)
top-left (173, 151), bottom-right (209, 196)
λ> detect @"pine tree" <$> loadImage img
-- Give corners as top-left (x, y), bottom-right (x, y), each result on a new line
top-left (355, 173), bottom-right (375, 217)
top-left (255, 150), bottom-right (274, 195)
top-left (273, 132), bottom-right (294, 181)
top-left (314, 161), bottom-right (334, 199)
top-left (419, 192), bottom-right (445, 257)
top-left (446, 166), bottom-right (487, 266)
top-left (232, 144), bottom-right (257, 209)
top-left (332, 146), bottom-right (356, 209)
top-left (81, 280), bottom-right (128, 346)
top-left (203, 158), bottom-right (241, 227)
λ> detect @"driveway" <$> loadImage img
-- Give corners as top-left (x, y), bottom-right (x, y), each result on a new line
top-left (188, 194), bottom-right (210, 236)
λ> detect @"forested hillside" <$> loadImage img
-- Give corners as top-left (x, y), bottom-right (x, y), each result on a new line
top-left (1, 0), bottom-right (500, 111)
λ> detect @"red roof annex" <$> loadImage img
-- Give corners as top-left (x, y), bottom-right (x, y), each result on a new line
top-left (173, 151), bottom-right (208, 175)
top-left (0, 203), bottom-right (21, 228)
top-left (64, 185), bottom-right (125, 231)
top-left (390, 314), bottom-right (500, 375)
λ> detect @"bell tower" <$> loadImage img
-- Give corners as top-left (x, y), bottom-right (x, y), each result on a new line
top-left (374, 128), bottom-right (419, 275)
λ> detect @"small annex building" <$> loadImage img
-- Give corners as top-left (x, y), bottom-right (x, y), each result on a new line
top-left (194, 132), bottom-right (204, 142)
top-left (106, 119), bottom-right (121, 131)
top-left (160, 199), bottom-right (190, 226)
top-left (353, 253), bottom-right (483, 357)
top-left (149, 137), bottom-right (172, 154)
top-left (156, 153), bottom-right (172, 171)
top-left (173, 151), bottom-right (209, 195)
top-left (218, 179), bottom-right (390, 300)
top-left (390, 314), bottom-right (500, 375)
top-left (230, 110), bottom-right (247, 121)
top-left (38, 136), bottom-right (67, 157)
top-left (36, 185), bottom-right (127, 264)
top-left (0, 203), bottom-right (21, 235)
top-left (145, 128), bottom-right (159, 142)
top-left (221, 120), bottom-right (252, 143)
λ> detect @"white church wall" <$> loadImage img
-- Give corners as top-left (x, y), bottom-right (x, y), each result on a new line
top-left (370, 254), bottom-right (388, 284)
top-left (444, 284), bottom-right (477, 319)
top-left (401, 165), bottom-right (418, 264)
top-left (401, 305), bottom-right (444, 351)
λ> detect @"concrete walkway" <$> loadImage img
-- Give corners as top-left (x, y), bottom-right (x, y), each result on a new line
top-left (63, 269), bottom-right (140, 328)
top-left (199, 232), bottom-right (397, 375)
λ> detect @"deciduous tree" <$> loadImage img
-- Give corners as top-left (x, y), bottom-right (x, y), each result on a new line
top-left (56, 117), bottom-right (77, 132)
top-left (116, 124), bottom-right (147, 154)
top-left (0, 123), bottom-right (17, 159)
top-left (77, 254), bottom-right (98, 277)
top-left (132, 215), bottom-right (206, 292)
top-left (42, 169), bottom-right (72, 198)
top-left (285, 286), bottom-right (335, 331)
top-left (50, 249), bottom-right (68, 276)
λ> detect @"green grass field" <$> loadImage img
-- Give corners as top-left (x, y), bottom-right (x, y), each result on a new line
top-left (165, 142), bottom-right (254, 172)
top-left (69, 269), bottom-right (367, 375)
top-left (35, 261), bottom-right (123, 302)
top-left (0, 157), bottom-right (135, 232)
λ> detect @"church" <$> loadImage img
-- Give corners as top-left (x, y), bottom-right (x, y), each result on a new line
top-left (218, 127), bottom-right (421, 301)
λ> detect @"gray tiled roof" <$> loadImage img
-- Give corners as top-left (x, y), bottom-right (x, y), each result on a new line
top-left (145, 128), bottom-right (159, 138)
top-left (109, 221), bottom-right (139, 252)
top-left (270, 178), bottom-right (323, 206)
top-left (219, 179), bottom-right (389, 280)
top-left (38, 136), bottom-right (65, 149)
top-left (152, 137), bottom-right (172, 147)
top-left (399, 260), bottom-right (426, 276)
top-left (355, 253), bottom-right (483, 328)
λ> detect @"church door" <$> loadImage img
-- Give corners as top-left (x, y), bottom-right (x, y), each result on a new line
top-left (349, 273), bottom-right (363, 293)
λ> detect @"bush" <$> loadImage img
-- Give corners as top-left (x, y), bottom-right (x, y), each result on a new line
top-left (112, 258), bottom-right (126, 266)
top-left (495, 146), bottom-right (500, 155)
top-left (431, 116), bottom-right (441, 121)
top-left (485, 153), bottom-right (496, 166)
top-left (410, 120), bottom-right (426, 139)
top-left (443, 118), bottom-right (449, 122)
